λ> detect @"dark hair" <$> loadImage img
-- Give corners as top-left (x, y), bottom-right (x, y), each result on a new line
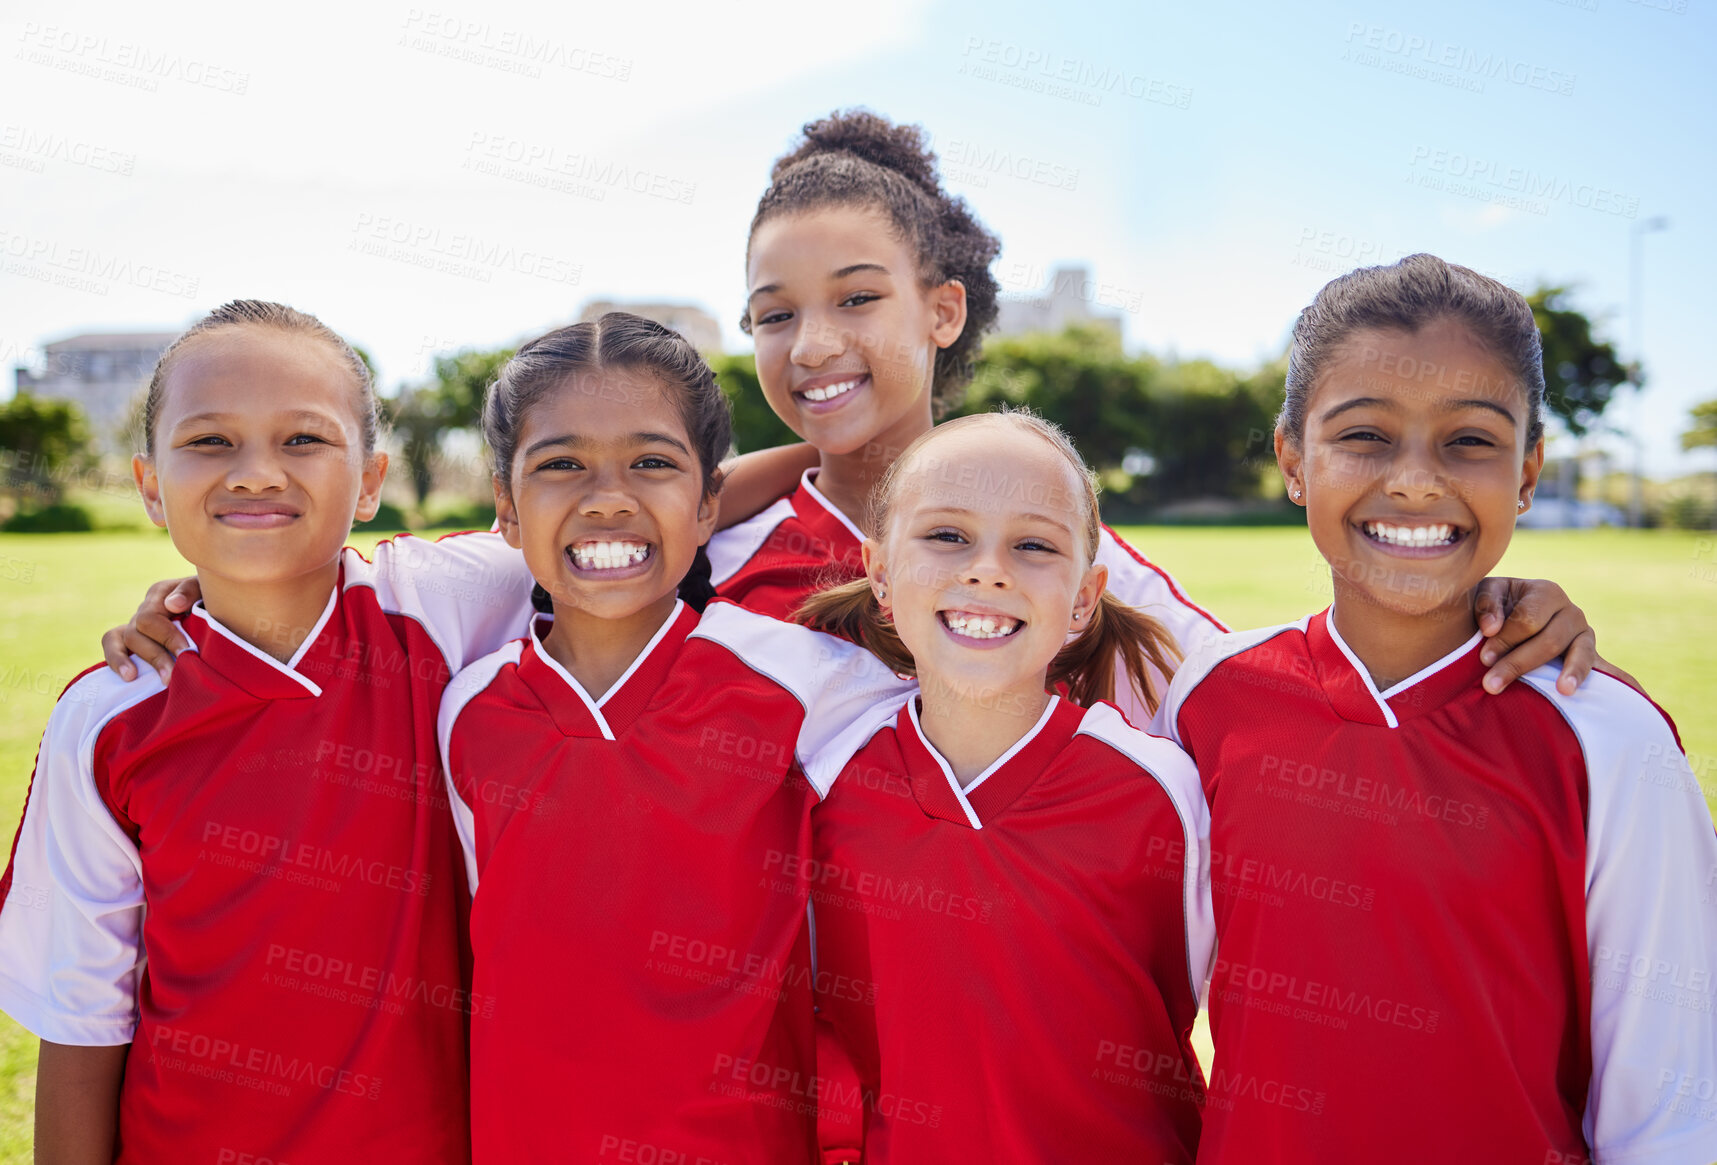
top-left (740, 109), bottom-right (1002, 416)
top-left (142, 299), bottom-right (377, 456)
top-left (1279, 253), bottom-right (1546, 447)
top-left (483, 312), bottom-right (732, 612)
top-left (795, 410), bottom-right (1180, 711)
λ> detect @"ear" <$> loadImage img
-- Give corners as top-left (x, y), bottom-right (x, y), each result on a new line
top-left (928, 279), bottom-right (969, 351)
top-left (353, 451), bottom-right (389, 523)
top-left (1274, 427), bottom-right (1306, 506)
top-left (492, 474), bottom-right (523, 549)
top-left (694, 476), bottom-right (722, 546)
top-left (1517, 436), bottom-right (1545, 514)
top-left (860, 537), bottom-right (891, 615)
top-left (133, 454), bottom-right (167, 529)
top-left (1071, 561), bottom-right (1107, 631)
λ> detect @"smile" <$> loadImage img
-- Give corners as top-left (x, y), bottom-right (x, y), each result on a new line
top-left (568, 540), bottom-right (654, 572)
top-left (796, 376), bottom-right (866, 404)
top-left (938, 610), bottom-right (1024, 640)
top-left (1360, 521), bottom-right (1462, 549)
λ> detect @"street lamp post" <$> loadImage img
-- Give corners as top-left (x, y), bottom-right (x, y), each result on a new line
top-left (1627, 215), bottom-right (1669, 528)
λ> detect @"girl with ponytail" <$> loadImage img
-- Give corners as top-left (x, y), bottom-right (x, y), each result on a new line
top-left (441, 312), bottom-right (915, 1162)
top-left (793, 411), bottom-right (1213, 1163)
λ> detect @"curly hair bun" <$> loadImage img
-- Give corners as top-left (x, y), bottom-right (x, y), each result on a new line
top-left (772, 109), bottom-right (942, 197)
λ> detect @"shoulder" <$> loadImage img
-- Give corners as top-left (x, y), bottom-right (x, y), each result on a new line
top-left (1164, 621), bottom-right (1308, 710)
top-left (689, 599), bottom-right (894, 688)
top-left (1074, 702), bottom-right (1204, 812)
top-left (48, 663), bottom-right (169, 744)
top-left (1514, 664), bottom-right (1685, 789)
top-left (708, 497), bottom-right (798, 586)
top-left (805, 691), bottom-right (913, 798)
top-left (439, 639), bottom-right (529, 740)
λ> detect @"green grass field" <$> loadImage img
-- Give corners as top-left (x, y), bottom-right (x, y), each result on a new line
top-left (0, 526), bottom-right (1711, 1155)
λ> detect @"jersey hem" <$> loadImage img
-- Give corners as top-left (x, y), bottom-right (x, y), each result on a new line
top-left (0, 973), bottom-right (135, 1045)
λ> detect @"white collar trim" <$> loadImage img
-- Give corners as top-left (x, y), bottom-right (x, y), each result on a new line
top-left (906, 695), bottom-right (1061, 829)
top-left (1325, 606), bottom-right (1485, 730)
top-left (800, 469), bottom-right (867, 544)
top-left (187, 589), bottom-right (336, 698)
top-left (529, 599), bottom-right (685, 742)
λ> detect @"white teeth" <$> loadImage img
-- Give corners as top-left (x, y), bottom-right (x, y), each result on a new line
top-left (1363, 522), bottom-right (1455, 548)
top-left (942, 612), bottom-right (1022, 639)
top-left (570, 541), bottom-right (651, 570)
top-left (801, 378), bottom-right (861, 403)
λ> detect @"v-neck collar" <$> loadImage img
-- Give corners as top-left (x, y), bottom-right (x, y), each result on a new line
top-left (793, 469), bottom-right (867, 550)
top-left (1308, 607), bottom-right (1486, 728)
top-left (898, 695), bottom-right (1082, 829)
top-left (518, 600), bottom-right (695, 741)
top-left (177, 585), bottom-right (339, 701)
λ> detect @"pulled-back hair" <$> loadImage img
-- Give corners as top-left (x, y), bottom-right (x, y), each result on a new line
top-left (142, 299), bottom-right (377, 456)
top-left (482, 312), bottom-right (733, 611)
top-left (741, 109), bottom-right (1002, 416)
top-left (795, 410), bottom-right (1180, 711)
top-left (1280, 253), bottom-right (1546, 447)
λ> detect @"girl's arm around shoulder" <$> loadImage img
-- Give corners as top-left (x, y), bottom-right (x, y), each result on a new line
top-left (352, 532), bottom-right (536, 673)
top-left (436, 640), bottom-right (528, 897)
top-left (0, 668), bottom-right (155, 1047)
top-left (1523, 670), bottom-right (1717, 1163)
top-left (716, 443), bottom-right (819, 531)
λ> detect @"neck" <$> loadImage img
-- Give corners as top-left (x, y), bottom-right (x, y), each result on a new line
top-left (915, 671), bottom-right (1051, 788)
top-left (1328, 580), bottom-right (1480, 691)
top-left (542, 593), bottom-right (679, 701)
top-left (197, 560), bottom-right (342, 664)
top-left (813, 403), bottom-right (933, 534)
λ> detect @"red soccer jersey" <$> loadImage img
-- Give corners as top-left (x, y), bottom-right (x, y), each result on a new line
top-left (1158, 608), bottom-right (1717, 1165)
top-left (0, 534), bottom-right (534, 1164)
top-left (709, 469), bottom-right (1224, 720)
top-left (805, 695), bottom-right (1213, 1163)
top-left (438, 598), bottom-right (913, 1165)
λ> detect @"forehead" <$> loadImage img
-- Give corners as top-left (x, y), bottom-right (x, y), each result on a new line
top-left (515, 365), bottom-right (687, 440)
top-left (1317, 319), bottom-right (1526, 416)
top-left (893, 424), bottom-right (1086, 526)
top-left (747, 205), bottom-right (911, 286)
top-left (161, 326), bottom-right (358, 420)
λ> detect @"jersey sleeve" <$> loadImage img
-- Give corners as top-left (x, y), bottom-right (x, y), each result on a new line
top-left (0, 670), bottom-right (154, 1045)
top-left (689, 602), bottom-right (916, 767)
top-left (436, 643), bottom-right (525, 897)
top-left (350, 532), bottom-right (536, 674)
top-left (1094, 527), bottom-right (1227, 725)
top-left (1525, 671), bottom-right (1717, 1165)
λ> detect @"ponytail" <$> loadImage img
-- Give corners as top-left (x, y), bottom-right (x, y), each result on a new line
top-left (677, 544), bottom-right (718, 612)
top-left (793, 578), bottom-right (916, 675)
top-left (1049, 592), bottom-right (1181, 713)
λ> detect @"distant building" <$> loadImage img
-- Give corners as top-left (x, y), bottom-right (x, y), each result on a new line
top-left (994, 264), bottom-right (1125, 339)
top-left (577, 301), bottom-right (723, 353)
top-left (15, 331), bottom-right (179, 453)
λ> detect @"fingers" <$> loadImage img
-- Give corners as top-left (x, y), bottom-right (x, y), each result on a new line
top-left (1471, 577), bottom-right (1515, 638)
top-left (1556, 630), bottom-right (1599, 696)
top-left (165, 578), bottom-right (200, 613)
top-left (100, 628), bottom-right (136, 680)
top-left (1483, 606), bottom-right (1585, 694)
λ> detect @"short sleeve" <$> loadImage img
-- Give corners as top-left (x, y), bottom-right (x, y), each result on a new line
top-left (350, 532), bottom-right (536, 674)
top-left (0, 671), bottom-right (154, 1045)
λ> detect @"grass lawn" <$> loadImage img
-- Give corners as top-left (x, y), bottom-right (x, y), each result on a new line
top-left (0, 525), bottom-right (1711, 1155)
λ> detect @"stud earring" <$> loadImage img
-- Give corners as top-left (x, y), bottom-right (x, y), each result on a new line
top-left (1291, 487), bottom-right (1301, 500)
top-left (1517, 499), bottom-right (1526, 510)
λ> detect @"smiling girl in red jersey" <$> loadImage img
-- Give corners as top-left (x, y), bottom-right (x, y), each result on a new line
top-left (435, 314), bottom-right (912, 1164)
top-left (1157, 256), bottom-right (1717, 1165)
top-left (0, 301), bottom-right (535, 1164)
top-left (795, 410), bottom-right (1210, 1163)
top-left (714, 109), bottom-right (1610, 715)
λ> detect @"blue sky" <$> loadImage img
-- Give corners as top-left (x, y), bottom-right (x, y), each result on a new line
top-left (2, 0), bottom-right (1712, 474)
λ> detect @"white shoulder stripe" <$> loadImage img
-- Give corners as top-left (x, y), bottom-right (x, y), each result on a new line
top-left (1150, 619), bottom-right (1308, 743)
top-left (1076, 702), bottom-right (1215, 1005)
top-left (438, 640), bottom-right (526, 897)
top-left (707, 497), bottom-right (797, 587)
top-left (803, 692), bottom-right (914, 800)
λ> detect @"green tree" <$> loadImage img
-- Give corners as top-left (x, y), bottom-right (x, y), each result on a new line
top-left (381, 347), bottom-right (515, 507)
top-left (1528, 286), bottom-right (1626, 437)
top-left (0, 392), bottom-right (96, 506)
top-left (1684, 397), bottom-right (1717, 452)
top-left (709, 353), bottom-right (799, 454)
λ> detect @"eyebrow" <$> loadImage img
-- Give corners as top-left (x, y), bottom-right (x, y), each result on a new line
top-left (1318, 396), bottom-right (1517, 426)
top-left (748, 262), bottom-right (893, 301)
top-left (523, 431), bottom-right (693, 459)
top-left (917, 504), bottom-right (1078, 535)
top-left (171, 409), bottom-right (341, 429)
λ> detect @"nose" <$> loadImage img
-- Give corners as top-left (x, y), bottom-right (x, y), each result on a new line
top-left (790, 311), bottom-right (847, 369)
top-left (226, 444), bottom-right (289, 492)
top-left (960, 537), bottom-right (1014, 590)
top-left (579, 464), bottom-right (639, 519)
top-left (1384, 438), bottom-right (1451, 503)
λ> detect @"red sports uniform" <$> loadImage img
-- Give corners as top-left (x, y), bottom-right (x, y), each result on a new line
top-left (1157, 608), bottom-right (1717, 1165)
top-left (438, 598), bottom-right (913, 1165)
top-left (0, 533), bottom-right (534, 1164)
top-left (805, 695), bottom-right (1213, 1163)
top-left (708, 468), bottom-right (1224, 719)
